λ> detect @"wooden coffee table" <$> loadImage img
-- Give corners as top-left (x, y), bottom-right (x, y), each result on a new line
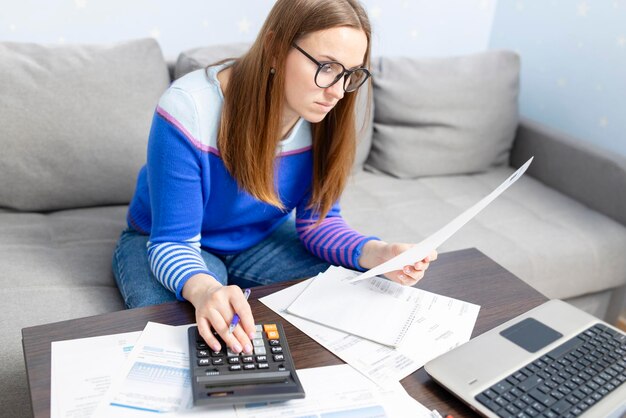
top-left (22, 248), bottom-right (548, 417)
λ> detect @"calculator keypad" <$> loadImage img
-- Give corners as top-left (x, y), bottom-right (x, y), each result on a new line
top-left (194, 323), bottom-right (286, 372)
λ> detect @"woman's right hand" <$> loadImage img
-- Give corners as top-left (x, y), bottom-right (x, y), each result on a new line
top-left (182, 273), bottom-right (256, 355)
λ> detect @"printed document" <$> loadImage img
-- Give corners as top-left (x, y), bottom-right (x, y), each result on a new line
top-left (286, 266), bottom-right (479, 347)
top-left (261, 267), bottom-right (479, 385)
top-left (235, 364), bottom-right (432, 418)
top-left (92, 322), bottom-right (196, 417)
top-left (350, 156), bottom-right (533, 282)
top-left (53, 323), bottom-right (433, 417)
top-left (51, 331), bottom-right (141, 418)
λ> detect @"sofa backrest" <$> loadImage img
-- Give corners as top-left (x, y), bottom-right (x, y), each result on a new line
top-left (0, 38), bottom-right (170, 212)
top-left (367, 50), bottom-right (520, 178)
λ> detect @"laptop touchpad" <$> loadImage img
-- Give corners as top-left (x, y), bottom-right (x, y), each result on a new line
top-left (499, 317), bottom-right (563, 353)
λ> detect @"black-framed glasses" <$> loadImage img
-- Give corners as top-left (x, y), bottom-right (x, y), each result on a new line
top-left (292, 43), bottom-right (370, 92)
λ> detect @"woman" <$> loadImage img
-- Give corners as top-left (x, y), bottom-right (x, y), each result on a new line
top-left (113, 0), bottom-right (437, 356)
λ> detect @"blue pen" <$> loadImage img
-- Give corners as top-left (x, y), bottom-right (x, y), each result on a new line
top-left (229, 288), bottom-right (251, 334)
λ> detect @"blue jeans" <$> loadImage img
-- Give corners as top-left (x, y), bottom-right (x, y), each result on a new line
top-left (112, 218), bottom-right (331, 309)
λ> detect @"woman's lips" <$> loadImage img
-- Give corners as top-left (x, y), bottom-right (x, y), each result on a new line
top-left (315, 101), bottom-right (334, 111)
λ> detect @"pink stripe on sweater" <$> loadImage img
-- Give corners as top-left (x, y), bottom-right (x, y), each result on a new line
top-left (297, 217), bottom-right (343, 241)
top-left (156, 106), bottom-right (220, 156)
top-left (279, 146), bottom-right (312, 157)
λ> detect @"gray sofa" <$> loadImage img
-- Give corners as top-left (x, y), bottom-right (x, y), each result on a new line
top-left (1, 38), bottom-right (625, 418)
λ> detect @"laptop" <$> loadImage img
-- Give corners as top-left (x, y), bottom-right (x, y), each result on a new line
top-left (425, 299), bottom-right (626, 418)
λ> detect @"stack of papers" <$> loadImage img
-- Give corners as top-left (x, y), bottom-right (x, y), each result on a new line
top-left (261, 266), bottom-right (480, 385)
top-left (51, 322), bottom-right (434, 418)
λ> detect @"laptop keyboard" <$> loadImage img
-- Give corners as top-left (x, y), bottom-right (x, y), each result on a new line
top-left (475, 323), bottom-right (626, 418)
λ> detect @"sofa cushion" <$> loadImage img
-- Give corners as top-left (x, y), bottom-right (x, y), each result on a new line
top-left (367, 50), bottom-right (520, 178)
top-left (0, 38), bottom-right (170, 211)
top-left (341, 167), bottom-right (626, 300)
top-left (0, 205), bottom-right (127, 418)
top-left (175, 43), bottom-right (374, 171)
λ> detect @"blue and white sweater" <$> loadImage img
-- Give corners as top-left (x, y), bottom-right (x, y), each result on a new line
top-left (126, 63), bottom-right (378, 300)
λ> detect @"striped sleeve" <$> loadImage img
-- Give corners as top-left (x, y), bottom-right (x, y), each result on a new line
top-left (147, 234), bottom-right (214, 301)
top-left (296, 201), bottom-right (379, 271)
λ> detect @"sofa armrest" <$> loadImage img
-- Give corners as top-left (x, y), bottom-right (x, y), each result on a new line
top-left (510, 117), bottom-right (626, 227)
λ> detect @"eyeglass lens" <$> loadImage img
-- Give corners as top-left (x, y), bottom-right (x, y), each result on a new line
top-left (316, 63), bottom-right (368, 92)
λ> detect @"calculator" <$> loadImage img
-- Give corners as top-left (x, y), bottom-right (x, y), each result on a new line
top-left (188, 322), bottom-right (305, 406)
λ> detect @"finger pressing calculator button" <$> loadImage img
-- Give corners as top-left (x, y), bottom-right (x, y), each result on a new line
top-left (256, 355), bottom-right (267, 362)
top-left (269, 339), bottom-right (280, 346)
top-left (228, 357), bottom-right (240, 364)
top-left (229, 364), bottom-right (242, 371)
top-left (198, 358), bottom-right (210, 366)
top-left (273, 354), bottom-right (284, 361)
top-left (266, 330), bottom-right (279, 340)
top-left (271, 346), bottom-right (283, 353)
top-left (242, 356), bottom-right (254, 363)
top-left (257, 363), bottom-right (269, 369)
top-left (212, 358), bottom-right (224, 365)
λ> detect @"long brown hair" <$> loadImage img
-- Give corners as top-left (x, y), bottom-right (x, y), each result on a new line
top-left (217, 0), bottom-right (371, 221)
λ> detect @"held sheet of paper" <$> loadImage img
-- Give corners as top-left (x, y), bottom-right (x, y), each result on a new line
top-left (52, 322), bottom-right (433, 418)
top-left (260, 266), bottom-right (480, 385)
top-left (350, 156), bottom-right (533, 283)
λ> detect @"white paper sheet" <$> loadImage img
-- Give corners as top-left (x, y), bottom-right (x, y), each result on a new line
top-left (54, 323), bottom-right (433, 418)
top-left (235, 364), bottom-right (432, 418)
top-left (261, 268), bottom-right (479, 385)
top-left (92, 322), bottom-right (198, 417)
top-left (51, 331), bottom-right (141, 418)
top-left (286, 266), bottom-right (479, 347)
top-left (350, 157), bottom-right (533, 283)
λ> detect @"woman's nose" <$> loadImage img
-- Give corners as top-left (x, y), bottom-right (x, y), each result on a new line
top-left (325, 79), bottom-right (345, 100)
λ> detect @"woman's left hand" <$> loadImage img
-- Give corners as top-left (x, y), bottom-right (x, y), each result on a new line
top-left (360, 241), bottom-right (438, 286)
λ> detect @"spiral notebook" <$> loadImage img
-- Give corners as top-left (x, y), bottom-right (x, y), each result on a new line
top-left (286, 266), bottom-right (437, 347)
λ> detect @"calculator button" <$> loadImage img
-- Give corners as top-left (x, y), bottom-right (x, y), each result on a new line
top-left (263, 324), bottom-right (278, 333)
top-left (226, 348), bottom-right (239, 357)
top-left (273, 354), bottom-right (284, 361)
top-left (198, 358), bottom-right (210, 366)
top-left (197, 349), bottom-right (209, 357)
top-left (266, 330), bottom-right (279, 340)
top-left (243, 364), bottom-right (256, 370)
top-left (210, 350), bottom-right (223, 357)
top-left (255, 324), bottom-right (263, 332)
top-left (242, 356), bottom-right (254, 363)
top-left (255, 346), bottom-right (267, 355)
top-left (197, 342), bottom-right (208, 349)
top-left (211, 358), bottom-right (224, 366)
top-left (256, 355), bottom-right (267, 362)
top-left (253, 338), bottom-right (265, 347)
top-left (271, 346), bottom-right (283, 354)
top-left (269, 339), bottom-right (280, 346)
top-left (257, 363), bottom-right (269, 369)
top-left (229, 364), bottom-right (242, 371)
top-left (228, 357), bottom-right (240, 364)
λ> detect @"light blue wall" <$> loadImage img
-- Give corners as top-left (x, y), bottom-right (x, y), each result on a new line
top-left (489, 1), bottom-right (626, 156)
top-left (0, 0), bottom-right (496, 59)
